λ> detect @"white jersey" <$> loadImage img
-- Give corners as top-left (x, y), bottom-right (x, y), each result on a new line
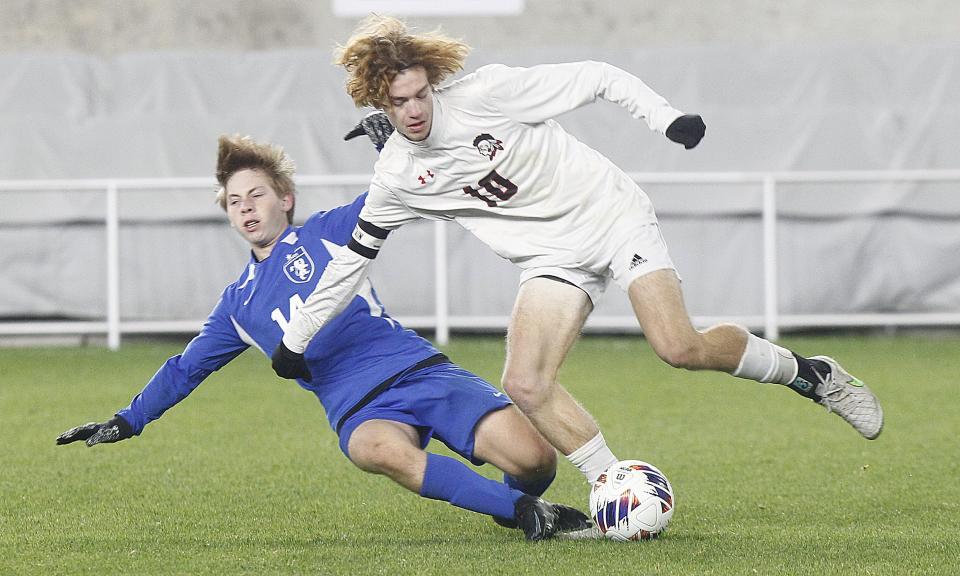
top-left (364, 61), bottom-right (683, 267)
top-left (283, 61), bottom-right (684, 352)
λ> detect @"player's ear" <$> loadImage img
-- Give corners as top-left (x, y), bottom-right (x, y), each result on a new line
top-left (280, 192), bottom-right (294, 213)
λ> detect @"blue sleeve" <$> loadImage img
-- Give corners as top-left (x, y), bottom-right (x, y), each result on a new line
top-left (117, 292), bottom-right (248, 435)
top-left (302, 193), bottom-right (368, 245)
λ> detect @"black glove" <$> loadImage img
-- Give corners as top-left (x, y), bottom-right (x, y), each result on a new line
top-left (344, 111), bottom-right (395, 152)
top-left (665, 114), bottom-right (706, 149)
top-left (272, 341), bottom-right (313, 381)
top-left (56, 415), bottom-right (133, 447)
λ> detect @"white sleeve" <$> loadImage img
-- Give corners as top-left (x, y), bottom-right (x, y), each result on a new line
top-left (361, 179), bottom-right (422, 230)
top-left (281, 247), bottom-right (371, 353)
top-left (280, 184), bottom-right (417, 353)
top-left (482, 61), bottom-right (684, 134)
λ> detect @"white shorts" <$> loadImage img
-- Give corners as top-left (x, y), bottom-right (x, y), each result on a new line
top-left (519, 219), bottom-right (677, 306)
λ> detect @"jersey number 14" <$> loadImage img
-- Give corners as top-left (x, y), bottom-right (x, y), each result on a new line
top-left (270, 279), bottom-right (393, 333)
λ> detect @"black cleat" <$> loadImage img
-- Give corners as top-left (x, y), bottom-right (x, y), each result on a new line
top-left (553, 504), bottom-right (591, 532)
top-left (496, 502), bottom-right (588, 532)
top-left (514, 494), bottom-right (559, 541)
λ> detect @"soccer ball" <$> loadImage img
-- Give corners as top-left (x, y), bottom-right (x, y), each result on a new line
top-left (589, 460), bottom-right (675, 541)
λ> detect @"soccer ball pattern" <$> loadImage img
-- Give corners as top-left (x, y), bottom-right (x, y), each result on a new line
top-left (589, 460), bottom-right (675, 541)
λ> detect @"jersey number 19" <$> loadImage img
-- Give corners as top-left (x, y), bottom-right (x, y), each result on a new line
top-left (462, 169), bottom-right (518, 207)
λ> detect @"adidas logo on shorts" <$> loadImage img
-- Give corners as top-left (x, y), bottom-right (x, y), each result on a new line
top-left (629, 254), bottom-right (648, 270)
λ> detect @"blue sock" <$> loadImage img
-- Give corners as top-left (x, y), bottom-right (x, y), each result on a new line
top-left (419, 453), bottom-right (523, 519)
top-left (504, 470), bottom-right (555, 498)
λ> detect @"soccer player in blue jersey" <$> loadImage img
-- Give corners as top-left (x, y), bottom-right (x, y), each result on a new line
top-left (56, 134), bottom-right (589, 541)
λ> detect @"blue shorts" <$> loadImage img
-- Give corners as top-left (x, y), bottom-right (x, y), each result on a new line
top-left (337, 362), bottom-right (512, 465)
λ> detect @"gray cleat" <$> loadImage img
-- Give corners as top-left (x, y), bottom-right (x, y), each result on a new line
top-left (811, 356), bottom-right (884, 439)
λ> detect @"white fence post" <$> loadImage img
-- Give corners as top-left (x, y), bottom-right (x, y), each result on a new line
top-left (433, 220), bottom-right (450, 345)
top-left (762, 175), bottom-right (779, 341)
top-left (105, 181), bottom-right (121, 350)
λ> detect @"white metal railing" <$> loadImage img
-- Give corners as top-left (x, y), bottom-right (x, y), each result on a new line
top-left (2, 169), bottom-right (960, 349)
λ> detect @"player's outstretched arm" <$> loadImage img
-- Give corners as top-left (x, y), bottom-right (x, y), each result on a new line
top-left (665, 114), bottom-right (706, 149)
top-left (484, 61), bottom-right (685, 134)
top-left (56, 415), bottom-right (133, 447)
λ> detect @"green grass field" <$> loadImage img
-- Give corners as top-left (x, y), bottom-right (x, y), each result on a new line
top-left (1, 334), bottom-right (958, 575)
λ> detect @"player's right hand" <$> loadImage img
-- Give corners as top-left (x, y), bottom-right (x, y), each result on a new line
top-left (344, 111), bottom-right (395, 152)
top-left (56, 415), bottom-right (133, 447)
top-left (271, 341), bottom-right (313, 382)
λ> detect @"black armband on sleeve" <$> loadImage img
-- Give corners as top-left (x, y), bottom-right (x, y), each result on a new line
top-left (348, 218), bottom-right (390, 259)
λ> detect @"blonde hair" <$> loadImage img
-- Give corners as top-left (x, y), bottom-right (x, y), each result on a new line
top-left (215, 135), bottom-right (296, 223)
top-left (335, 14), bottom-right (470, 108)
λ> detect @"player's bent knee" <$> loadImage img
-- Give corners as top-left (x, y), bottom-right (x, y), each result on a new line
top-left (519, 441), bottom-right (557, 478)
top-left (348, 431), bottom-right (415, 477)
top-left (346, 437), bottom-right (388, 474)
top-left (474, 406), bottom-right (557, 478)
top-left (496, 444), bottom-right (556, 481)
top-left (501, 372), bottom-right (551, 411)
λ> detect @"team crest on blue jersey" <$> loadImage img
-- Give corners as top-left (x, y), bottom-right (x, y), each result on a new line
top-left (472, 133), bottom-right (504, 160)
top-left (283, 246), bottom-right (315, 284)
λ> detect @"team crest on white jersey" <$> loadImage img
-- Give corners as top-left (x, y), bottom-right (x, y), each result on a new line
top-left (283, 246), bottom-right (315, 284)
top-left (472, 133), bottom-right (504, 160)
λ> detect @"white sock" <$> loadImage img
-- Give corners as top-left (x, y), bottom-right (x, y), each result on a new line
top-left (566, 432), bottom-right (618, 484)
top-left (732, 332), bottom-right (799, 384)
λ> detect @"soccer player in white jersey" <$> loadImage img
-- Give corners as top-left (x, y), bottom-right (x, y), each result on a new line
top-left (272, 16), bottom-right (884, 486)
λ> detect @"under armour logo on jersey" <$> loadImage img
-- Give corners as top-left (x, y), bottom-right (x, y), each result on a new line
top-left (283, 246), bottom-right (315, 284)
top-left (417, 170), bottom-right (435, 185)
top-left (472, 133), bottom-right (504, 160)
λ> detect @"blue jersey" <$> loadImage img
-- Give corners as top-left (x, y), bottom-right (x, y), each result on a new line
top-left (118, 194), bottom-right (440, 435)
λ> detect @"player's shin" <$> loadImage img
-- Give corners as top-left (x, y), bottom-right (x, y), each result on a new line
top-left (731, 332), bottom-right (799, 384)
top-left (419, 452), bottom-right (521, 520)
top-left (732, 332), bottom-right (833, 399)
top-left (503, 470), bottom-right (555, 498)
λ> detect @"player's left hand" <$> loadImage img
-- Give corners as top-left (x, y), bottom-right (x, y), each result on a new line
top-left (665, 114), bottom-right (706, 149)
top-left (56, 415), bottom-right (133, 447)
top-left (344, 111), bottom-right (395, 152)
top-left (271, 341), bottom-right (313, 382)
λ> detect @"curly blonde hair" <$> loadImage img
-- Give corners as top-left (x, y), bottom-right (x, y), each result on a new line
top-left (215, 135), bottom-right (296, 223)
top-left (335, 15), bottom-right (471, 109)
